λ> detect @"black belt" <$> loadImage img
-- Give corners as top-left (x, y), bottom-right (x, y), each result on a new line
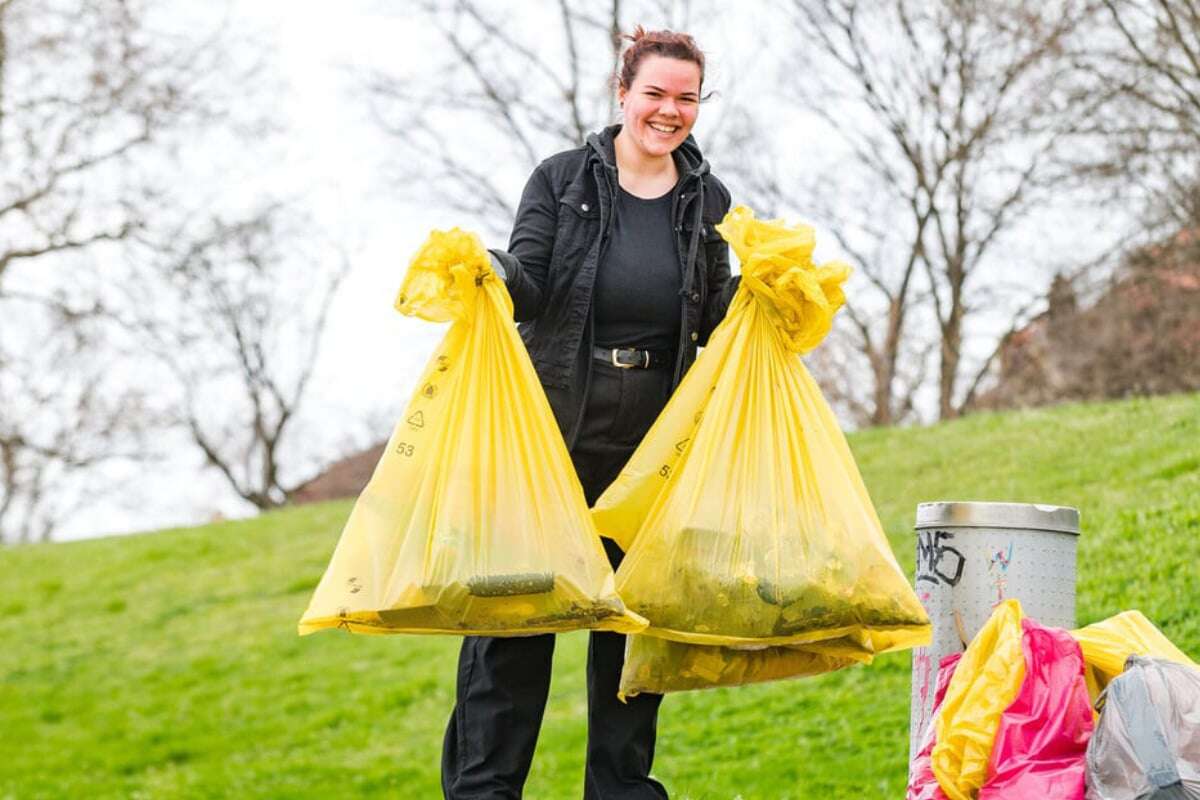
top-left (592, 346), bottom-right (673, 370)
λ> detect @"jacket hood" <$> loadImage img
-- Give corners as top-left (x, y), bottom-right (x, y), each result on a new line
top-left (586, 123), bottom-right (710, 180)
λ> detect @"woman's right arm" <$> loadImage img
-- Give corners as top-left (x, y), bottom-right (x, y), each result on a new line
top-left (489, 164), bottom-right (557, 323)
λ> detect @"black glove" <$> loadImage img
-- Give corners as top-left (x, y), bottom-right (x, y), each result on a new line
top-left (488, 252), bottom-right (507, 281)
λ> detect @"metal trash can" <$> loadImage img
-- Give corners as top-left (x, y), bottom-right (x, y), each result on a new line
top-left (908, 501), bottom-right (1080, 761)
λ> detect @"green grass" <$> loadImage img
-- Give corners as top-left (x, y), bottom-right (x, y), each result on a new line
top-left (2, 393), bottom-right (1198, 799)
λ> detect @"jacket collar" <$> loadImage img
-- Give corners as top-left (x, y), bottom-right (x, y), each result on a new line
top-left (585, 124), bottom-right (710, 184)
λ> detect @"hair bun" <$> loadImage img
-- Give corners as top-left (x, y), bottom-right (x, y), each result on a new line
top-left (616, 26), bottom-right (706, 91)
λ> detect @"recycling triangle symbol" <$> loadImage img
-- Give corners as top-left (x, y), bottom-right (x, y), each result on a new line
top-left (407, 411), bottom-right (425, 429)
top-left (674, 438), bottom-right (690, 454)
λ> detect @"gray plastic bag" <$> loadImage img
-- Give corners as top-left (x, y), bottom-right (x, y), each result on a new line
top-left (1086, 655), bottom-right (1200, 800)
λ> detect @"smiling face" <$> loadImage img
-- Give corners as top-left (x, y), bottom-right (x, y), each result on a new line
top-left (618, 54), bottom-right (702, 159)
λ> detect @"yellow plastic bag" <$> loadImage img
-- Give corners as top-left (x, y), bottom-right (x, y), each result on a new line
top-left (592, 206), bottom-right (930, 654)
top-left (619, 636), bottom-right (868, 699)
top-left (299, 229), bottom-right (645, 637)
top-left (931, 599), bottom-right (1027, 800)
top-left (1071, 610), bottom-right (1195, 700)
top-left (618, 626), bottom-right (924, 698)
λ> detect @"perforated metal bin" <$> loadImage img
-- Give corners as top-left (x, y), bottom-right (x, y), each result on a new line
top-left (907, 501), bottom-right (1081, 762)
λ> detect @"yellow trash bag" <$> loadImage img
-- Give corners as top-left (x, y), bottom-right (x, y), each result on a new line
top-left (299, 229), bottom-right (645, 637)
top-left (931, 599), bottom-right (1027, 800)
top-left (619, 625), bottom-right (923, 698)
top-left (1071, 610), bottom-right (1195, 700)
top-left (619, 631), bottom-right (874, 699)
top-left (592, 206), bottom-right (930, 656)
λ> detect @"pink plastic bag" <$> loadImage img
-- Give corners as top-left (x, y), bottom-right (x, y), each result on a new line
top-left (980, 619), bottom-right (1093, 799)
top-left (908, 617), bottom-right (1093, 800)
top-left (908, 652), bottom-right (962, 800)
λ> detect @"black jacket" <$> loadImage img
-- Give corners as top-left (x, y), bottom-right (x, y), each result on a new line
top-left (491, 124), bottom-right (739, 449)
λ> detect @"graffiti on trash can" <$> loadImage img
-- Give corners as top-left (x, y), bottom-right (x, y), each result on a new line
top-left (916, 530), bottom-right (965, 587)
top-left (987, 542), bottom-right (1014, 603)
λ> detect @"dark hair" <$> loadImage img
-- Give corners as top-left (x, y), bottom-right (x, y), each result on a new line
top-left (617, 26), bottom-right (706, 92)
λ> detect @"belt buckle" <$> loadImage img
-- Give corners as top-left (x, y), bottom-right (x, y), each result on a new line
top-left (609, 348), bottom-right (647, 369)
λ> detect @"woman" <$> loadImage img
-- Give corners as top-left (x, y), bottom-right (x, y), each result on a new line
top-left (441, 27), bottom-right (739, 800)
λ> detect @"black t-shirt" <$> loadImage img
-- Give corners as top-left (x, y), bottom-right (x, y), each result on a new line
top-left (592, 186), bottom-right (682, 351)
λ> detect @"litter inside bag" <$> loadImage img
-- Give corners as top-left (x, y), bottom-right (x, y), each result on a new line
top-left (1085, 655), bottom-right (1200, 800)
top-left (298, 228), bottom-right (645, 637)
top-left (593, 207), bottom-right (930, 660)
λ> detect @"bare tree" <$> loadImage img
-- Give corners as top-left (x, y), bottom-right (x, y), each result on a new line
top-left (0, 300), bottom-right (163, 542)
top-left (0, 0), bottom-right (268, 542)
top-left (0, 0), bottom-right (250, 290)
top-left (1072, 1), bottom-right (1200, 230)
top-left (123, 207), bottom-right (349, 511)
top-left (778, 0), bottom-right (1103, 422)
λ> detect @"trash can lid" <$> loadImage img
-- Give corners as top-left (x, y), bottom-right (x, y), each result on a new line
top-left (915, 501), bottom-right (1080, 535)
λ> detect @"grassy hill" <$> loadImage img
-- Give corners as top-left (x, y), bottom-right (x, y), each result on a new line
top-left (2, 393), bottom-right (1198, 799)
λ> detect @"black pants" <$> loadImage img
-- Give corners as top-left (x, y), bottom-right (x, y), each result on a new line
top-left (441, 360), bottom-right (673, 799)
